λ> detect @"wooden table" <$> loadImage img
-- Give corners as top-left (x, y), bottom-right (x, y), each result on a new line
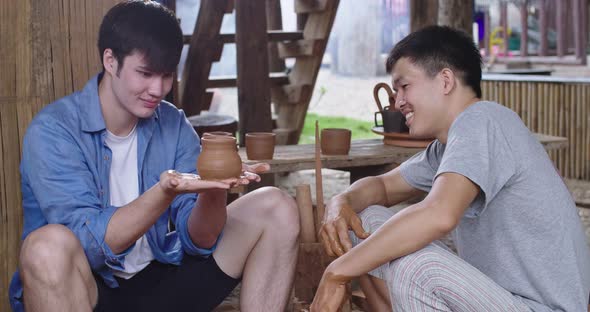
top-left (240, 133), bottom-right (567, 184)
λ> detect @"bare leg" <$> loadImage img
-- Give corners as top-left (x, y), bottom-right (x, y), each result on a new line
top-left (359, 274), bottom-right (392, 312)
top-left (19, 224), bottom-right (98, 312)
top-left (213, 186), bottom-right (299, 312)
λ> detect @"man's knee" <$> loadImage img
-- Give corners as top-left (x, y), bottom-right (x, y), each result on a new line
top-left (388, 244), bottom-right (450, 300)
top-left (248, 186), bottom-right (300, 238)
top-left (20, 224), bottom-right (82, 283)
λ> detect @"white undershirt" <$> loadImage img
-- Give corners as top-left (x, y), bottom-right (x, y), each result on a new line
top-left (105, 125), bottom-right (155, 279)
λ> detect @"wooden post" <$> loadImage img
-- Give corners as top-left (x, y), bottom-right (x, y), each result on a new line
top-left (539, 0), bottom-right (548, 56)
top-left (180, 0), bottom-right (229, 116)
top-left (556, 0), bottom-right (566, 57)
top-left (410, 0), bottom-right (438, 32)
top-left (296, 184), bottom-right (317, 244)
top-left (520, 1), bottom-right (529, 57)
top-left (235, 0), bottom-right (273, 145)
top-left (438, 0), bottom-right (473, 37)
top-left (500, 2), bottom-right (509, 56)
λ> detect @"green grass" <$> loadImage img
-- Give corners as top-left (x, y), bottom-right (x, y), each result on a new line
top-left (299, 113), bottom-right (379, 144)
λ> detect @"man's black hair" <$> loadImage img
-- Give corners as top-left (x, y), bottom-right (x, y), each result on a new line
top-left (386, 25), bottom-right (482, 98)
top-left (98, 0), bottom-right (182, 74)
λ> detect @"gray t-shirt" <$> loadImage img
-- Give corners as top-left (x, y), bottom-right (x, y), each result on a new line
top-left (400, 101), bottom-right (590, 311)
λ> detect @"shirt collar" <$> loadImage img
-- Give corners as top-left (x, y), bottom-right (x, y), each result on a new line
top-left (80, 73), bottom-right (160, 133)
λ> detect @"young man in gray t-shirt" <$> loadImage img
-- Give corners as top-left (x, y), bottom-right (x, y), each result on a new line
top-left (311, 26), bottom-right (590, 312)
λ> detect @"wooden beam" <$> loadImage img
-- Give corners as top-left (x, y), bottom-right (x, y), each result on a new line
top-left (180, 0), bottom-right (230, 116)
top-left (295, 0), bottom-right (329, 14)
top-left (277, 39), bottom-right (324, 58)
top-left (235, 0), bottom-right (273, 145)
top-left (282, 84), bottom-right (313, 103)
top-left (206, 72), bottom-right (289, 88)
top-left (266, 0), bottom-right (286, 73)
top-left (183, 30), bottom-right (304, 45)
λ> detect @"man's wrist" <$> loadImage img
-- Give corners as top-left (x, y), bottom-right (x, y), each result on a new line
top-left (325, 257), bottom-right (354, 283)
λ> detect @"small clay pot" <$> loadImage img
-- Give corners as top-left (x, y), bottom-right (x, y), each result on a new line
top-left (202, 131), bottom-right (232, 137)
top-left (245, 132), bottom-right (276, 160)
top-left (197, 136), bottom-right (242, 180)
top-left (321, 128), bottom-right (351, 155)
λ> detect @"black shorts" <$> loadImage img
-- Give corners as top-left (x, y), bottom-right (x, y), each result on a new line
top-left (94, 254), bottom-right (239, 312)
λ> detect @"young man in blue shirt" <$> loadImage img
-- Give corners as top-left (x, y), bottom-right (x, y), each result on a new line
top-left (10, 1), bottom-right (299, 311)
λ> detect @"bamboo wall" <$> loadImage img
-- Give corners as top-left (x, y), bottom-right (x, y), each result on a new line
top-left (0, 0), bottom-right (120, 309)
top-left (482, 75), bottom-right (590, 180)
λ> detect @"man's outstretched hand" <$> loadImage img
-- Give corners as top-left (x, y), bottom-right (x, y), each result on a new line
top-left (159, 162), bottom-right (271, 196)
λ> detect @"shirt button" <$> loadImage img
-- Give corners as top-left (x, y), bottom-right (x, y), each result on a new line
top-left (104, 155), bottom-right (109, 161)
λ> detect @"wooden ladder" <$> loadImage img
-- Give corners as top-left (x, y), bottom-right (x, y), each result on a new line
top-left (178, 0), bottom-right (340, 145)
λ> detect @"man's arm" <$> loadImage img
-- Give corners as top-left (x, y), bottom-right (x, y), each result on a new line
top-left (104, 172), bottom-right (234, 254)
top-left (320, 166), bottom-right (425, 256)
top-left (312, 172), bottom-right (479, 309)
top-left (332, 172), bottom-right (478, 280)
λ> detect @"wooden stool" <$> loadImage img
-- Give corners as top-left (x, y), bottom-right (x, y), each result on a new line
top-left (188, 113), bottom-right (238, 139)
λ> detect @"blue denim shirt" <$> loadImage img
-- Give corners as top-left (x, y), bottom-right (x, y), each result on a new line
top-left (9, 74), bottom-right (218, 311)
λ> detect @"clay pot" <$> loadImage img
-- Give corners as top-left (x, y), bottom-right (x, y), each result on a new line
top-left (320, 128), bottom-right (351, 155)
top-left (245, 132), bottom-right (276, 160)
top-left (202, 131), bottom-right (232, 137)
top-left (197, 136), bottom-right (242, 180)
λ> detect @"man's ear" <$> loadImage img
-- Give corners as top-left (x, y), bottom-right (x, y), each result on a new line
top-left (102, 49), bottom-right (118, 76)
top-left (440, 68), bottom-right (456, 95)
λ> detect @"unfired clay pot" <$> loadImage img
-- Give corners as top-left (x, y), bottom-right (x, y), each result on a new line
top-left (202, 131), bottom-right (232, 137)
top-left (197, 136), bottom-right (242, 180)
top-left (320, 128), bottom-right (351, 155)
top-left (245, 132), bottom-right (276, 160)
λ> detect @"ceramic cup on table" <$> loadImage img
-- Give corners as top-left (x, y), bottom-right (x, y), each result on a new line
top-left (245, 132), bottom-right (277, 160)
top-left (320, 128), bottom-right (351, 155)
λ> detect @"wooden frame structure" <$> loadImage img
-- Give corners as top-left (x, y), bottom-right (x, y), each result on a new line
top-left (179, 0), bottom-right (340, 145)
top-left (481, 0), bottom-right (588, 65)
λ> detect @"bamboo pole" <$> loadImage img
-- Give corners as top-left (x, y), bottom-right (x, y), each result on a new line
top-left (296, 184), bottom-right (317, 244)
top-left (314, 120), bottom-right (325, 238)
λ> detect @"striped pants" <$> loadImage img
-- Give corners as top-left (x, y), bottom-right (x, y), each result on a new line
top-left (351, 205), bottom-right (532, 312)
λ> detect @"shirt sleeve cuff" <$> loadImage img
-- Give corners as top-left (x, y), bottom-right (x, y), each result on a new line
top-left (178, 217), bottom-right (223, 257)
top-left (84, 205), bottom-right (135, 270)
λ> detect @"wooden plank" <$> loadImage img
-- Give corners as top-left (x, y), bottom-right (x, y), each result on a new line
top-left (183, 31), bottom-right (304, 45)
top-left (69, 0), bottom-right (90, 91)
top-left (180, 0), bottom-right (230, 116)
top-left (0, 98), bottom-right (23, 311)
top-left (277, 39), bottom-right (324, 58)
top-left (295, 0), bottom-right (329, 14)
top-left (266, 0), bottom-right (287, 73)
top-left (282, 84), bottom-right (313, 103)
top-left (206, 72), bottom-right (289, 88)
top-left (0, 0), bottom-right (17, 96)
top-left (235, 0), bottom-right (273, 144)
